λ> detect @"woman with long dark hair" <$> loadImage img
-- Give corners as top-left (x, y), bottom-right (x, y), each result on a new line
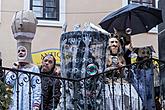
top-left (40, 54), bottom-right (61, 110)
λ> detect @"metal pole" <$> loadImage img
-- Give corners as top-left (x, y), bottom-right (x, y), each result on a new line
top-left (0, 52), bottom-right (3, 81)
top-left (0, 52), bottom-right (2, 67)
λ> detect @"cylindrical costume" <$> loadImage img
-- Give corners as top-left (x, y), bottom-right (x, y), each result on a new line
top-left (11, 10), bottom-right (37, 63)
top-left (6, 10), bottom-right (41, 110)
top-left (60, 31), bottom-right (109, 78)
top-left (58, 24), bottom-right (109, 110)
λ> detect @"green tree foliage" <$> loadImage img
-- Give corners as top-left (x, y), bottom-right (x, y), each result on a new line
top-left (0, 80), bottom-right (12, 110)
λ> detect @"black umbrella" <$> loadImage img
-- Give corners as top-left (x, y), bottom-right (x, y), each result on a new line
top-left (99, 3), bottom-right (163, 35)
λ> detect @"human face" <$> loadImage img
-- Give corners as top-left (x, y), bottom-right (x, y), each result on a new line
top-left (108, 38), bottom-right (120, 54)
top-left (17, 46), bottom-right (27, 60)
top-left (138, 47), bottom-right (151, 59)
top-left (41, 55), bottom-right (55, 73)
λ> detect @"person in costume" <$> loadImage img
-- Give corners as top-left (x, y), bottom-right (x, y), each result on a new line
top-left (5, 10), bottom-right (41, 110)
top-left (105, 35), bottom-right (142, 110)
top-left (131, 46), bottom-right (157, 110)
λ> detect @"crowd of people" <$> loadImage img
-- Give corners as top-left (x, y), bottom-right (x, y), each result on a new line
top-left (4, 32), bottom-right (159, 110)
top-left (2, 10), bottom-right (159, 110)
top-left (4, 35), bottom-right (159, 110)
top-left (4, 10), bottom-right (62, 110)
top-left (5, 45), bottom-right (61, 110)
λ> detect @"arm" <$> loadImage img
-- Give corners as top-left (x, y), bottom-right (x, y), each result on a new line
top-left (125, 43), bottom-right (133, 65)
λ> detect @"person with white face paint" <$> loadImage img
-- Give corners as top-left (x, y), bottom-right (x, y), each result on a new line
top-left (104, 36), bottom-right (142, 110)
top-left (5, 10), bottom-right (41, 110)
top-left (6, 45), bottom-right (41, 110)
top-left (17, 46), bottom-right (27, 59)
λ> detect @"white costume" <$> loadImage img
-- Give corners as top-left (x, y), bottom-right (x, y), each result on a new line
top-left (105, 79), bottom-right (142, 110)
top-left (5, 10), bottom-right (41, 110)
top-left (105, 37), bottom-right (142, 110)
top-left (6, 65), bottom-right (41, 110)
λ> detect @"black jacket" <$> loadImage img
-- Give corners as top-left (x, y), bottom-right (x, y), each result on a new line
top-left (40, 72), bottom-right (61, 110)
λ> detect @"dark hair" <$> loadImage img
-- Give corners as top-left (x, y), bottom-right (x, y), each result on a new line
top-left (40, 54), bottom-right (56, 74)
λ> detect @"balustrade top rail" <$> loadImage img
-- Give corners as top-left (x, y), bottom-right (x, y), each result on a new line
top-left (0, 58), bottom-right (164, 110)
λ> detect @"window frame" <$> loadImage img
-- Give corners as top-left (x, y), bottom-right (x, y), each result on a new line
top-left (30, 0), bottom-right (59, 20)
top-left (24, 0), bottom-right (66, 27)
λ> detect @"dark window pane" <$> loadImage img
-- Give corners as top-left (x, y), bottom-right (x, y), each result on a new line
top-left (46, 0), bottom-right (55, 7)
top-left (33, 7), bottom-right (43, 18)
top-left (132, 0), bottom-right (152, 4)
top-left (31, 0), bottom-right (59, 20)
top-left (129, 0), bottom-right (155, 7)
top-left (33, 0), bottom-right (43, 6)
top-left (45, 8), bottom-right (57, 19)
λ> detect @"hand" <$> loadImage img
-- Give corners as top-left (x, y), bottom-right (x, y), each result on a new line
top-left (125, 43), bottom-right (133, 51)
top-left (12, 62), bottom-right (19, 69)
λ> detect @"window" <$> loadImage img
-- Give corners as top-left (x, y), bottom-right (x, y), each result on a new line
top-left (30, 0), bottom-right (59, 20)
top-left (128, 0), bottom-right (155, 7)
top-left (24, 0), bottom-right (65, 26)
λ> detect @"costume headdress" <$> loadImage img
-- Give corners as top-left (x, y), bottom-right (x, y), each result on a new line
top-left (11, 10), bottom-right (38, 63)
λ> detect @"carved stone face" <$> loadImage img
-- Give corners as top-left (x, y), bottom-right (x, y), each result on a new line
top-left (17, 46), bottom-right (27, 60)
top-left (108, 38), bottom-right (120, 55)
